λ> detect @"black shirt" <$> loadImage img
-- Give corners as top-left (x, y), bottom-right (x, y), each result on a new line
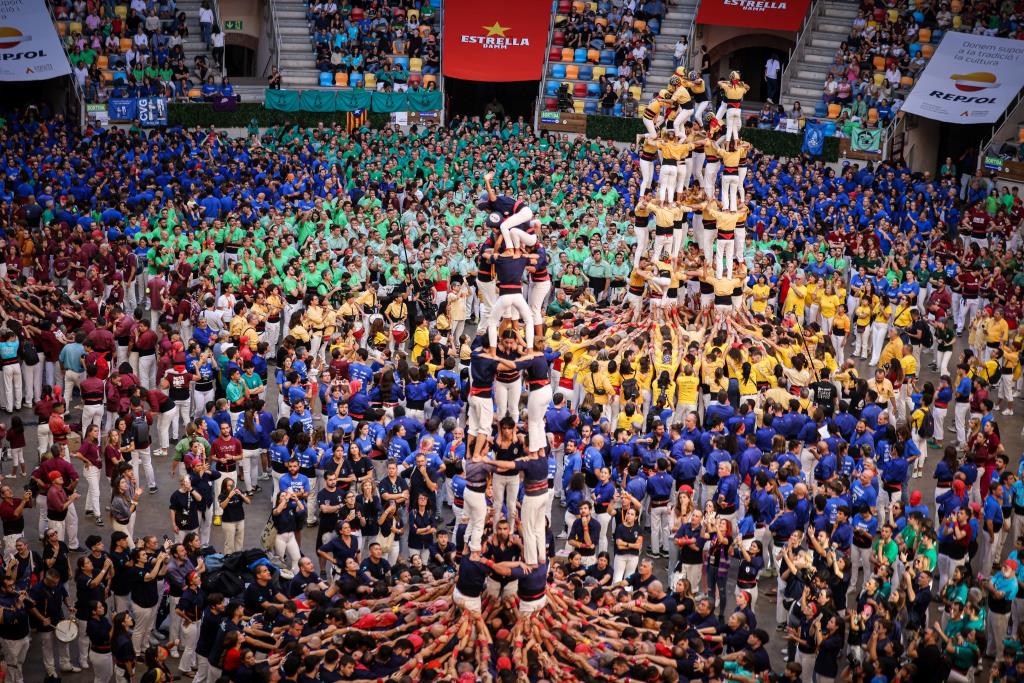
top-left (128, 561), bottom-right (160, 608)
top-left (169, 489), bottom-right (200, 530)
top-left (195, 607), bottom-right (225, 658)
top-left (243, 581), bottom-right (279, 614)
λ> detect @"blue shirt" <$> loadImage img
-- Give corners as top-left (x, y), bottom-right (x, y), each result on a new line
top-left (59, 342), bottom-right (86, 372)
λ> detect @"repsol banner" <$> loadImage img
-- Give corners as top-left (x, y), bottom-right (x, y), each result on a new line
top-left (696, 0), bottom-right (811, 31)
top-left (442, 0), bottom-right (552, 81)
top-left (0, 0), bottom-right (72, 81)
top-left (902, 32), bottom-right (1024, 123)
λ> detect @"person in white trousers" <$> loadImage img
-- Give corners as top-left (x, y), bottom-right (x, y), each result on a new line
top-left (0, 574), bottom-right (30, 683)
top-left (72, 425), bottom-right (104, 521)
top-left (176, 571), bottom-right (204, 674)
top-left (271, 491), bottom-right (303, 571)
top-left (129, 546), bottom-right (168, 657)
top-left (483, 247), bottom-right (536, 351)
top-left (480, 172), bottom-right (537, 251)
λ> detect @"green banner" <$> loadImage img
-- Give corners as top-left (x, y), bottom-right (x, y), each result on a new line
top-left (299, 90), bottom-right (337, 112)
top-left (263, 89), bottom-right (300, 112)
top-left (371, 91), bottom-right (407, 113)
top-left (406, 90), bottom-right (442, 112)
top-left (850, 125), bottom-right (881, 153)
top-left (336, 89), bottom-right (372, 112)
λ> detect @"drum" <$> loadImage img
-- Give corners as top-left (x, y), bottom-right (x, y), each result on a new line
top-left (352, 321), bottom-right (364, 340)
top-left (391, 323), bottom-right (408, 344)
top-left (56, 618), bottom-right (78, 643)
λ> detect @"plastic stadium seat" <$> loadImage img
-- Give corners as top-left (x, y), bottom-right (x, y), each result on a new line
top-left (592, 66), bottom-right (605, 79)
top-left (909, 43), bottom-right (921, 57)
top-left (648, 18), bottom-right (660, 33)
top-left (573, 82), bottom-right (587, 97)
top-left (351, 7), bottom-right (364, 19)
top-left (553, 30), bottom-right (565, 46)
top-left (913, 10), bottom-right (925, 23)
top-left (605, 66), bottom-right (617, 77)
top-left (56, 22), bottom-right (67, 37)
top-left (951, 0), bottom-right (962, 11)
top-left (551, 63), bottom-right (566, 78)
top-left (933, 29), bottom-right (945, 43)
top-left (96, 54), bottom-right (108, 69)
top-left (394, 56), bottom-right (410, 70)
top-left (600, 49), bottom-right (614, 65)
top-left (422, 74), bottom-right (437, 88)
top-left (900, 75), bottom-right (914, 87)
top-left (886, 8), bottom-right (898, 22)
top-left (101, 70), bottom-right (114, 83)
top-left (827, 103), bottom-right (841, 118)
top-left (573, 48), bottom-right (587, 63)
top-left (119, 38), bottom-right (133, 52)
top-left (187, 87), bottom-right (202, 99)
top-left (919, 28), bottom-right (932, 43)
top-left (407, 8), bottom-right (420, 22)
top-left (69, 21), bottom-right (82, 34)
top-left (572, 1), bottom-right (585, 12)
top-left (587, 2), bottom-right (597, 10)
top-left (628, 85), bottom-right (641, 99)
top-left (814, 101), bottom-right (828, 117)
top-left (555, 14), bottom-right (567, 25)
top-left (545, 97), bottom-right (558, 111)
top-left (633, 19), bottom-right (646, 31)
top-left (822, 121), bottom-right (837, 136)
top-left (613, 103), bottom-right (622, 116)
top-left (112, 71), bottom-right (127, 84)
top-left (872, 55), bottom-right (885, 70)
top-left (595, 17), bottom-right (608, 28)
top-left (587, 49), bottom-right (600, 63)
top-left (319, 72), bottom-right (334, 86)
top-left (578, 65), bottom-right (593, 80)
top-left (604, 34), bottom-right (616, 46)
top-left (558, 0), bottom-right (571, 11)
top-left (565, 64), bottom-right (579, 79)
top-left (573, 100), bottom-right (584, 113)
top-left (408, 73), bottom-right (423, 86)
top-left (546, 80), bottom-right (560, 96)
top-left (584, 99), bottom-right (598, 114)
top-left (350, 72), bottom-right (363, 87)
top-left (922, 44), bottom-right (935, 58)
top-left (873, 72), bottom-right (885, 86)
top-left (549, 47), bottom-right (562, 62)
top-left (561, 48), bottom-right (574, 62)
top-left (114, 5), bottom-right (127, 18)
top-left (335, 72), bottom-right (348, 86)
top-left (586, 83), bottom-right (600, 96)
top-left (597, 0), bottom-right (612, 10)
top-left (867, 108), bottom-right (879, 124)
top-left (408, 57), bottom-right (422, 72)
top-left (364, 72), bottom-right (376, 89)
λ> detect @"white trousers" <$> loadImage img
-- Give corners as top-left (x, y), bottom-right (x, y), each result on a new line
top-left (639, 159), bottom-right (655, 198)
top-left (703, 160), bottom-right (721, 197)
top-left (83, 464), bottom-right (102, 515)
top-left (658, 164), bottom-right (678, 203)
top-left (492, 473), bottom-right (520, 529)
top-left (527, 280), bottom-right (552, 325)
top-left (613, 554), bottom-right (639, 583)
top-left (526, 384), bottom-right (553, 452)
top-left (521, 493), bottom-right (548, 564)
top-left (487, 293), bottom-right (534, 348)
top-left (132, 447), bottom-right (156, 490)
top-left (464, 488), bottom-right (488, 552)
top-left (138, 353), bottom-right (156, 389)
top-left (21, 362), bottom-right (40, 407)
top-left (274, 530), bottom-right (301, 571)
top-left (1, 635), bottom-right (28, 683)
top-left (724, 107), bottom-right (742, 142)
top-left (82, 404), bottom-right (104, 438)
top-left (716, 238), bottom-right (735, 278)
top-left (130, 602), bottom-right (158, 654)
top-left (1, 363), bottom-right (22, 412)
top-left (494, 379), bottom-right (523, 423)
top-left (721, 173), bottom-right (741, 211)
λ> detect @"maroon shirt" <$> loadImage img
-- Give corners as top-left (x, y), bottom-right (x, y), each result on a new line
top-left (211, 436), bottom-right (242, 472)
top-left (79, 440), bottom-right (101, 468)
top-left (134, 329), bottom-right (158, 353)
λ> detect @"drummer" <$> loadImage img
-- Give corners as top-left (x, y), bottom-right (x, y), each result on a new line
top-left (383, 293), bottom-right (409, 352)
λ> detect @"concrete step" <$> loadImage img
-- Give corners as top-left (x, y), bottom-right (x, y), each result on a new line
top-left (280, 56), bottom-right (314, 68)
top-left (795, 67), bottom-right (828, 81)
top-left (803, 52), bottom-right (835, 65)
top-left (788, 85), bottom-right (822, 99)
top-left (810, 36), bottom-right (843, 48)
top-left (278, 24), bottom-right (312, 36)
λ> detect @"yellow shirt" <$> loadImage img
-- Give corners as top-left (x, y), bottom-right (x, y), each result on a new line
top-left (893, 304), bottom-right (913, 329)
top-left (818, 293), bottom-right (839, 319)
top-left (987, 319), bottom-right (1009, 344)
top-left (878, 338), bottom-right (904, 368)
top-left (900, 353), bottom-right (918, 377)
top-left (750, 284), bottom-right (770, 314)
top-left (868, 377), bottom-right (895, 402)
top-left (872, 304), bottom-right (892, 325)
top-left (855, 303), bottom-right (871, 328)
top-left (676, 373), bottom-right (699, 405)
top-left (833, 313), bottom-right (851, 335)
top-left (785, 284), bottom-right (807, 316)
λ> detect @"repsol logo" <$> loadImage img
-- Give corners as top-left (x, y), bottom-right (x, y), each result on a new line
top-left (928, 90), bottom-right (996, 103)
top-left (1, 50), bottom-right (49, 60)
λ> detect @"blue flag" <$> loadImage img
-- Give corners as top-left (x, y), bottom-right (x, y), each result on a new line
top-left (802, 121), bottom-right (826, 156)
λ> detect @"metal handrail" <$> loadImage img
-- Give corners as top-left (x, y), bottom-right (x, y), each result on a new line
top-left (46, 2), bottom-right (86, 126)
top-left (261, 0), bottom-right (283, 78)
top-left (977, 89), bottom-right (1024, 169)
top-left (779, 0), bottom-right (823, 99)
top-left (534, 2), bottom-right (558, 131)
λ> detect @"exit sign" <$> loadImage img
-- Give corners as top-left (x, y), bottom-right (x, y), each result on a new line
top-left (224, 19), bottom-right (243, 30)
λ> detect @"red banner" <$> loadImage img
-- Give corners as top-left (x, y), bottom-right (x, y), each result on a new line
top-left (442, 0), bottom-right (553, 81)
top-left (696, 0), bottom-right (811, 31)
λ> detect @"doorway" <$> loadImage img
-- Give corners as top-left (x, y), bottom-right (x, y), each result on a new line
top-left (710, 47), bottom-right (786, 103)
top-left (225, 45), bottom-right (256, 78)
top-left (446, 77), bottom-right (539, 120)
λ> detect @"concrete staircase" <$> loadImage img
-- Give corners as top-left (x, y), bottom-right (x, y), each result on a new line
top-left (270, 0), bottom-right (320, 88)
top-left (641, 0), bottom-right (700, 100)
top-left (175, 0), bottom-right (222, 78)
top-left (780, 0), bottom-right (859, 110)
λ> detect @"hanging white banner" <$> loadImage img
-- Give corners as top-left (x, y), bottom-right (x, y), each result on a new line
top-left (902, 32), bottom-right (1024, 124)
top-left (0, 0), bottom-right (72, 81)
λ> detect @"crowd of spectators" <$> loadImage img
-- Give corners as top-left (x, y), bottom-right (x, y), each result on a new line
top-left (818, 0), bottom-right (1024, 126)
top-left (307, 1), bottom-right (439, 90)
top-left (51, 0), bottom-right (224, 104)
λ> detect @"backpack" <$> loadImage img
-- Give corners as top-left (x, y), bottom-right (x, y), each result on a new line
top-left (621, 377), bottom-right (639, 402)
top-left (917, 408), bottom-right (934, 439)
top-left (19, 340), bottom-right (39, 366)
top-left (130, 413), bottom-right (152, 448)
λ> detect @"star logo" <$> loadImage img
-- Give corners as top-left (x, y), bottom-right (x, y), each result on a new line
top-left (482, 21), bottom-right (510, 37)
